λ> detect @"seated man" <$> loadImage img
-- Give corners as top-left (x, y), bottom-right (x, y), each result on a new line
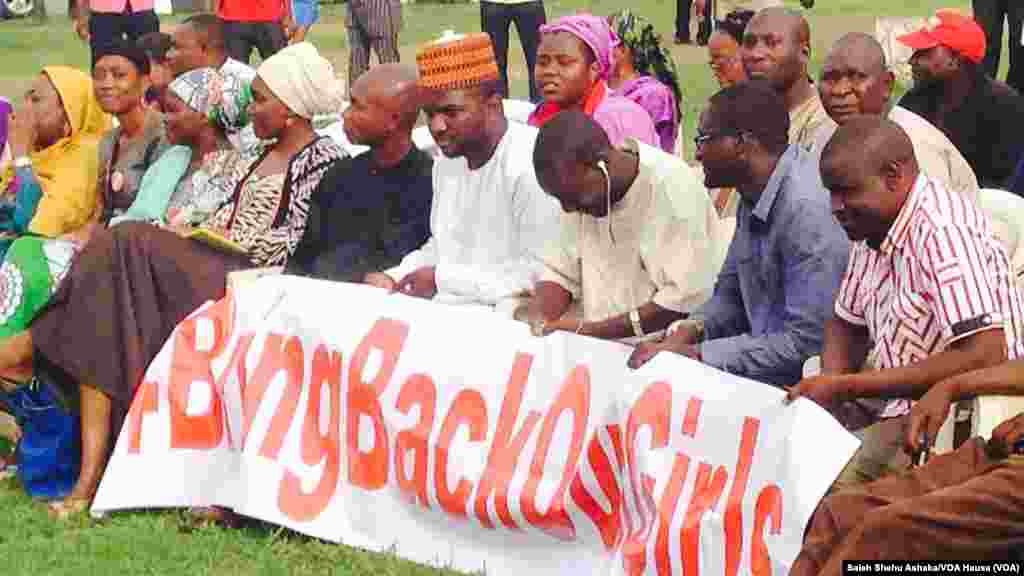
top-left (521, 111), bottom-right (719, 341)
top-left (787, 117), bottom-right (1024, 487)
top-left (628, 81), bottom-right (850, 387)
top-left (897, 9), bottom-right (1024, 190)
top-left (741, 7), bottom-right (836, 154)
top-left (287, 64), bottom-right (432, 282)
top-left (818, 32), bottom-right (978, 202)
top-left (791, 357), bottom-right (1024, 574)
top-left (364, 32), bottom-right (561, 310)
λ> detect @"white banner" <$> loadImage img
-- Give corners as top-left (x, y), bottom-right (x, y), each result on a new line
top-left (93, 276), bottom-right (859, 576)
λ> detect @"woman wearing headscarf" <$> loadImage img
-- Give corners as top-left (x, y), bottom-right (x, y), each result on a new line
top-left (528, 13), bottom-right (658, 147)
top-left (0, 67), bottom-right (246, 357)
top-left (608, 9), bottom-right (683, 154)
top-left (0, 67), bottom-right (111, 258)
top-left (0, 43), bottom-right (346, 517)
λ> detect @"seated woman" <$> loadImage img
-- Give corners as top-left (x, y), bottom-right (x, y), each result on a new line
top-left (0, 66), bottom-right (243, 352)
top-left (0, 42), bottom-right (347, 517)
top-left (529, 13), bottom-right (659, 148)
top-left (91, 40), bottom-right (169, 227)
top-left (608, 10), bottom-right (683, 155)
top-left (0, 67), bottom-right (110, 258)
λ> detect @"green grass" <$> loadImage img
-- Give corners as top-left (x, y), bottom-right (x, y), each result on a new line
top-left (0, 476), bottom-right (468, 575)
top-left (0, 0), bottom-right (997, 573)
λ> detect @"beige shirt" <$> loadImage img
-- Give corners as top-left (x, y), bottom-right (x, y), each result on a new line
top-left (789, 92), bottom-right (837, 156)
top-left (541, 140), bottom-right (720, 323)
top-left (889, 105), bottom-right (979, 203)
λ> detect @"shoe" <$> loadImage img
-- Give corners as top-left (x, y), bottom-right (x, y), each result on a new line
top-left (674, 36), bottom-right (691, 45)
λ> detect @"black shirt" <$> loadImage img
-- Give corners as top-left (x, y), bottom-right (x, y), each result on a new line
top-left (899, 73), bottom-right (1024, 189)
top-left (286, 146), bottom-right (433, 282)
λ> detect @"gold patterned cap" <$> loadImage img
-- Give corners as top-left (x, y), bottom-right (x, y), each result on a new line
top-left (416, 31), bottom-right (500, 91)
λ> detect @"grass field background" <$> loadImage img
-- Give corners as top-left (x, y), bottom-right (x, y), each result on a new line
top-left (0, 0), bottom-right (996, 573)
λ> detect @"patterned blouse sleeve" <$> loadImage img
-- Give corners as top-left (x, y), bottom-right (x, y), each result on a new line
top-left (241, 138), bottom-right (347, 267)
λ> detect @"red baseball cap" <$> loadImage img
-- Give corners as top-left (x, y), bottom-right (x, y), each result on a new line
top-left (897, 9), bottom-right (986, 64)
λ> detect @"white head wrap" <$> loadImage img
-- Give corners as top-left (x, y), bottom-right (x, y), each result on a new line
top-left (256, 42), bottom-right (344, 119)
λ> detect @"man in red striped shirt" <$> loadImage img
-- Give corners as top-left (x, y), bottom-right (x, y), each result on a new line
top-left (786, 116), bottom-right (1024, 488)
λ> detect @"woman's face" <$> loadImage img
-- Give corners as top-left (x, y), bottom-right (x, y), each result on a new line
top-left (93, 55), bottom-right (145, 116)
top-left (23, 72), bottom-right (71, 150)
top-left (247, 75), bottom-right (292, 140)
top-left (707, 32), bottom-right (746, 88)
top-left (534, 31), bottom-right (600, 108)
top-left (161, 91), bottom-right (206, 146)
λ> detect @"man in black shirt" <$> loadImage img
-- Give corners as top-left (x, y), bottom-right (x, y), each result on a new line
top-left (897, 9), bottom-right (1024, 190)
top-left (287, 64), bottom-right (433, 282)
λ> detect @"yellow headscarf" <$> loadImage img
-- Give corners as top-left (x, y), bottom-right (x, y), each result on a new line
top-left (1, 66), bottom-right (112, 237)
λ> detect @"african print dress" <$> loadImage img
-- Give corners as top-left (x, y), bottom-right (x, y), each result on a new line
top-left (29, 136), bottom-right (344, 439)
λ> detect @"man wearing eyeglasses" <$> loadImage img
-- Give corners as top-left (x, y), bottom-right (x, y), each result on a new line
top-left (628, 80), bottom-right (850, 387)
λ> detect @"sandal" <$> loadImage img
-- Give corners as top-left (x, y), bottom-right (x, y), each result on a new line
top-left (187, 506), bottom-right (240, 528)
top-left (47, 496), bottom-right (91, 520)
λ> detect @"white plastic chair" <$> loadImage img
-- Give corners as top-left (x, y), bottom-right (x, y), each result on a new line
top-left (970, 189), bottom-right (1024, 439)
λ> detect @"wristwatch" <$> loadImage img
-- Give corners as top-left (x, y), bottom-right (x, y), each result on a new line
top-left (629, 309), bottom-right (644, 337)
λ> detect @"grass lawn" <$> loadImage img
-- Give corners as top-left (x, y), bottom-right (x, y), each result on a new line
top-left (0, 0), bottom-right (987, 573)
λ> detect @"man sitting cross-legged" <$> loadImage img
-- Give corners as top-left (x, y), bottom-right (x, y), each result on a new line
top-left (791, 357), bottom-right (1024, 573)
top-left (364, 32), bottom-right (561, 311)
top-left (627, 80), bottom-right (850, 387)
top-left (519, 110), bottom-right (719, 342)
top-left (786, 116), bottom-right (1024, 488)
top-left (287, 64), bottom-right (432, 282)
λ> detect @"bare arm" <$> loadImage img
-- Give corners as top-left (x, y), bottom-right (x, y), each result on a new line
top-left (820, 316), bottom-right (871, 375)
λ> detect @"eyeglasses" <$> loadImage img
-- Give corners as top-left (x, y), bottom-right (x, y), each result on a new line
top-left (694, 130), bottom-right (740, 148)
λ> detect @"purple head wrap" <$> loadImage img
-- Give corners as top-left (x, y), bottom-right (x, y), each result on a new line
top-left (540, 13), bottom-right (621, 79)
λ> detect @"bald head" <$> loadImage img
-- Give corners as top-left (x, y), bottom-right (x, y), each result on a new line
top-left (821, 116), bottom-right (918, 247)
top-left (344, 64), bottom-right (422, 147)
top-left (819, 33), bottom-right (895, 122)
top-left (357, 63), bottom-right (421, 129)
top-left (829, 32), bottom-right (886, 72)
top-left (752, 7), bottom-right (809, 44)
top-left (823, 115), bottom-right (916, 178)
top-left (533, 111), bottom-right (617, 216)
top-left (742, 7), bottom-right (811, 93)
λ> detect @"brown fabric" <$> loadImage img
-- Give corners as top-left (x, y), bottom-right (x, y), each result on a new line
top-left (30, 222), bottom-right (250, 424)
top-left (792, 437), bottom-right (1024, 575)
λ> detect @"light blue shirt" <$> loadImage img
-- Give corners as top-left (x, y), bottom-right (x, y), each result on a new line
top-left (699, 144), bottom-right (851, 387)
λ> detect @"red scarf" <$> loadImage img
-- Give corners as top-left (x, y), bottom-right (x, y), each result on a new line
top-left (528, 80), bottom-right (608, 127)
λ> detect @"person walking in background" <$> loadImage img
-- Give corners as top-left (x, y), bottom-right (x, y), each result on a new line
top-left (345, 0), bottom-right (402, 92)
top-left (216, 0), bottom-right (292, 65)
top-left (608, 9), bottom-right (683, 154)
top-left (288, 0), bottom-right (320, 44)
top-left (480, 0), bottom-right (546, 102)
top-left (973, 0), bottom-right (1024, 92)
top-left (70, 0), bottom-right (159, 62)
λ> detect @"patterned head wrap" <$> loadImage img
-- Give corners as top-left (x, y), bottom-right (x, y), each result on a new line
top-left (416, 31), bottom-right (500, 91)
top-left (609, 9), bottom-right (683, 121)
top-left (540, 13), bottom-right (620, 80)
top-left (167, 67), bottom-right (251, 131)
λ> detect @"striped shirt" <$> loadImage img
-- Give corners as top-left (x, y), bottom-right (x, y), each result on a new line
top-left (835, 175), bottom-right (1024, 417)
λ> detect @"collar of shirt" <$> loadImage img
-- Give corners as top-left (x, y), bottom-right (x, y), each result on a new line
top-left (361, 145), bottom-right (427, 177)
top-left (751, 144), bottom-right (800, 223)
top-left (879, 173), bottom-right (928, 256)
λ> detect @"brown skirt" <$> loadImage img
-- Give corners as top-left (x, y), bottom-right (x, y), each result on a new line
top-left (30, 222), bottom-right (251, 426)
